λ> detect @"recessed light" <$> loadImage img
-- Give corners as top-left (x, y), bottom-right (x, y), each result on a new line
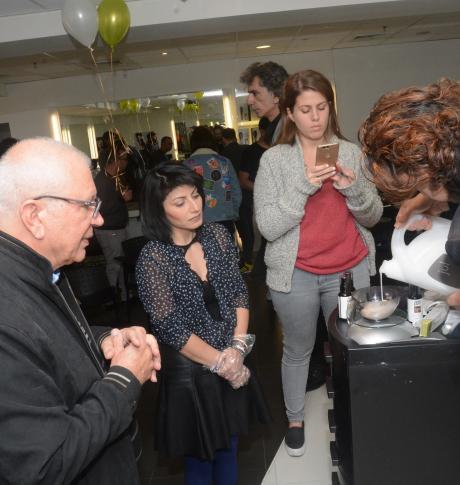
top-left (154, 106), bottom-right (161, 109)
top-left (162, 52), bottom-right (168, 56)
top-left (256, 45), bottom-right (271, 49)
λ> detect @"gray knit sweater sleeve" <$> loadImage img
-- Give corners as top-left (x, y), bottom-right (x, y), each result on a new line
top-left (254, 144), bottom-right (319, 242)
top-left (334, 143), bottom-right (383, 228)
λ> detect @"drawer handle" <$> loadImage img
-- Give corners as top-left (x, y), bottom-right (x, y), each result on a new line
top-left (326, 376), bottom-right (334, 398)
top-left (328, 409), bottom-right (336, 433)
top-left (330, 441), bottom-right (339, 466)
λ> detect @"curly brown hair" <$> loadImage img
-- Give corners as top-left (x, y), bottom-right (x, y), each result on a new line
top-left (359, 78), bottom-right (460, 203)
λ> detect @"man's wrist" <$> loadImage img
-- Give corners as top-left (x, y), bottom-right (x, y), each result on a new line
top-left (104, 366), bottom-right (141, 410)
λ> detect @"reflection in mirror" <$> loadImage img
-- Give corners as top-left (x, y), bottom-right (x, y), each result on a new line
top-left (59, 90), bottom-right (229, 162)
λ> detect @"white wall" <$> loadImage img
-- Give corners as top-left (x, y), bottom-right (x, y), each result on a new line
top-left (1, 38), bottom-right (459, 145)
top-left (0, 108), bottom-right (51, 139)
top-left (333, 39), bottom-right (460, 141)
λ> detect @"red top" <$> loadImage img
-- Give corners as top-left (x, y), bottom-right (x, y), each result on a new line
top-left (295, 179), bottom-right (368, 274)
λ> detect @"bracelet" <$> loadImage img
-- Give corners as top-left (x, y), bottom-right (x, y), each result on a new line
top-left (231, 334), bottom-right (255, 358)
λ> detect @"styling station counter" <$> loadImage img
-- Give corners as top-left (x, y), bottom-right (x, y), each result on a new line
top-left (327, 310), bottom-right (460, 485)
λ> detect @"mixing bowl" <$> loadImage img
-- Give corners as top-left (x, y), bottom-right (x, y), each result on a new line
top-left (351, 286), bottom-right (401, 321)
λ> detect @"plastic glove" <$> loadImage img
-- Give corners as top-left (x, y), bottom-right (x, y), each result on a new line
top-left (228, 365), bottom-right (251, 389)
top-left (207, 334), bottom-right (255, 384)
top-left (216, 347), bottom-right (244, 381)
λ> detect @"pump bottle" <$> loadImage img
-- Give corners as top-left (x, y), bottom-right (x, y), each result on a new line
top-left (338, 272), bottom-right (355, 320)
top-left (407, 284), bottom-right (423, 327)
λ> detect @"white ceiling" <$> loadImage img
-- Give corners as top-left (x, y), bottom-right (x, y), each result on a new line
top-left (0, 0), bottom-right (459, 86)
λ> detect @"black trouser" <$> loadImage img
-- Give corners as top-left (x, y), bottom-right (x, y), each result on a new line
top-left (235, 197), bottom-right (254, 264)
top-left (252, 237), bottom-right (267, 282)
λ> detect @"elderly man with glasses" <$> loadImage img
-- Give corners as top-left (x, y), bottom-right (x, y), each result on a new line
top-left (0, 137), bottom-right (161, 485)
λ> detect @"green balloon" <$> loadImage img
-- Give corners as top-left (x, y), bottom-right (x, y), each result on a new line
top-left (98, 0), bottom-right (130, 49)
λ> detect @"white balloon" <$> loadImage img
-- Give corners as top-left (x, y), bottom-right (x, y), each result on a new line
top-left (62, 0), bottom-right (98, 48)
top-left (177, 98), bottom-right (186, 111)
top-left (140, 97), bottom-right (151, 108)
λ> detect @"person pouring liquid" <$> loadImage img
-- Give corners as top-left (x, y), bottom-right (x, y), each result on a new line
top-left (359, 78), bottom-right (460, 308)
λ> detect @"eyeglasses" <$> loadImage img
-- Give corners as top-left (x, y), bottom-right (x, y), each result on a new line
top-left (33, 195), bottom-right (102, 219)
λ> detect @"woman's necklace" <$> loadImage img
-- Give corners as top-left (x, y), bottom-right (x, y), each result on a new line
top-left (175, 234), bottom-right (198, 253)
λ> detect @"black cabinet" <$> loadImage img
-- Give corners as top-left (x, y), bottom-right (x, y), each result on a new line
top-left (328, 312), bottom-right (460, 485)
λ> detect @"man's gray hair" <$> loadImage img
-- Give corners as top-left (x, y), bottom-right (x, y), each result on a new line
top-left (0, 137), bottom-right (91, 214)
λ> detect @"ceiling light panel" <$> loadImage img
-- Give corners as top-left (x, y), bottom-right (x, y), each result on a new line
top-left (237, 37), bottom-right (291, 55)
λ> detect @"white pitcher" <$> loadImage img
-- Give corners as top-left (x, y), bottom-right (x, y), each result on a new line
top-left (380, 215), bottom-right (460, 295)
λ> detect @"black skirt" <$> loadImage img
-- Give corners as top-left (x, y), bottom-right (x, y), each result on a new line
top-left (155, 345), bottom-right (271, 460)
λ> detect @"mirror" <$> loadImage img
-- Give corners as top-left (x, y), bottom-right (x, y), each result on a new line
top-left (58, 88), bottom-right (260, 161)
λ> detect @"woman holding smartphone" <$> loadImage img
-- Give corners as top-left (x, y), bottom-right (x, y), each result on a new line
top-left (254, 70), bottom-right (382, 457)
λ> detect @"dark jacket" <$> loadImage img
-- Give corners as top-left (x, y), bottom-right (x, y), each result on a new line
top-left (94, 171), bottom-right (129, 230)
top-left (221, 141), bottom-right (248, 173)
top-left (0, 232), bottom-right (141, 485)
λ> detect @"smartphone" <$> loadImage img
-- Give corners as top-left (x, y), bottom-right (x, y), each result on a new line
top-left (316, 143), bottom-right (339, 167)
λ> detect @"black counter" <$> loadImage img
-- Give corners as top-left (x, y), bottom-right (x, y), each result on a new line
top-left (328, 310), bottom-right (460, 485)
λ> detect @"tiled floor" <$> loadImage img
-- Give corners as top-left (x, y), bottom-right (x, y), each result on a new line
top-left (87, 275), bottom-right (332, 485)
top-left (262, 385), bottom-right (334, 485)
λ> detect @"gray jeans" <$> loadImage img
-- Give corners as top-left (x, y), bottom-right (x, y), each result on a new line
top-left (95, 228), bottom-right (127, 301)
top-left (270, 259), bottom-right (370, 422)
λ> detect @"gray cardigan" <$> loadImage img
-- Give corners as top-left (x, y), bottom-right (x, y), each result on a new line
top-left (254, 136), bottom-right (383, 293)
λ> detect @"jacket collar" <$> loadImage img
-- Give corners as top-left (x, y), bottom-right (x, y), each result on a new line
top-left (0, 230), bottom-right (55, 283)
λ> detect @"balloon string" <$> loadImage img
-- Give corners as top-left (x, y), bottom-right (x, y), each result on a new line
top-left (144, 109), bottom-right (152, 132)
top-left (89, 46), bottom-right (129, 175)
top-left (136, 111), bottom-right (142, 135)
top-left (89, 47), bottom-right (115, 128)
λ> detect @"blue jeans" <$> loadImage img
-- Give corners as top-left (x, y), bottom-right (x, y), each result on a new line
top-left (184, 435), bottom-right (238, 485)
top-left (270, 259), bottom-right (369, 422)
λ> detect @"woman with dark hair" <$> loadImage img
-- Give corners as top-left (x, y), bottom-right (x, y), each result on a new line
top-left (136, 163), bottom-right (269, 485)
top-left (359, 78), bottom-right (460, 307)
top-left (254, 70), bottom-right (382, 456)
top-left (183, 126), bottom-right (241, 238)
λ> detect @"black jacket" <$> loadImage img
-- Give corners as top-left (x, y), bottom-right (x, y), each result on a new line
top-left (94, 170), bottom-right (129, 230)
top-left (0, 232), bottom-right (141, 485)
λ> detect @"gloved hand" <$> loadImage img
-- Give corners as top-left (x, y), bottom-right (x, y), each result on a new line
top-left (207, 334), bottom-right (255, 386)
top-left (228, 365), bottom-right (251, 389)
top-left (216, 347), bottom-right (244, 381)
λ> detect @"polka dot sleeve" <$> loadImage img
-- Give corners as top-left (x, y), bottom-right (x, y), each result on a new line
top-left (136, 223), bottom-right (249, 352)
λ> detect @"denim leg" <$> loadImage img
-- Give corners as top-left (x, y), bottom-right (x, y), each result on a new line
top-left (350, 258), bottom-right (371, 291)
top-left (270, 269), bottom-right (320, 423)
top-left (212, 435), bottom-right (238, 485)
top-left (184, 456), bottom-right (212, 485)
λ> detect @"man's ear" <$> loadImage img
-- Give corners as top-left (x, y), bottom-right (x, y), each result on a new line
top-left (273, 95), bottom-right (280, 106)
top-left (19, 200), bottom-right (46, 240)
